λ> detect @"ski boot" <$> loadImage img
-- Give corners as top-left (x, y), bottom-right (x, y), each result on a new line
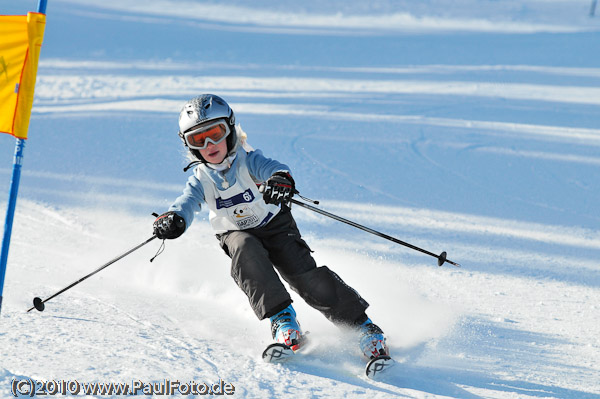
top-left (270, 304), bottom-right (305, 352)
top-left (358, 318), bottom-right (395, 378)
top-left (358, 318), bottom-right (389, 359)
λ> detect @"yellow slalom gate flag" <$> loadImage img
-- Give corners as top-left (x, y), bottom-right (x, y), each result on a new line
top-left (0, 12), bottom-right (46, 139)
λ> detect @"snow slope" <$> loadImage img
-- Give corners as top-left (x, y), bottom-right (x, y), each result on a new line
top-left (1, 1), bottom-right (599, 398)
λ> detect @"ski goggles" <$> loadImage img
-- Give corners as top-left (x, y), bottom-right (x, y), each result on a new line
top-left (183, 120), bottom-right (231, 150)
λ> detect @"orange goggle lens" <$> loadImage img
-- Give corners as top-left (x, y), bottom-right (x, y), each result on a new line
top-left (184, 122), bottom-right (230, 150)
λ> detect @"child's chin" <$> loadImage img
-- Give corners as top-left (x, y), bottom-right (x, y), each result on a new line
top-left (208, 155), bottom-right (225, 163)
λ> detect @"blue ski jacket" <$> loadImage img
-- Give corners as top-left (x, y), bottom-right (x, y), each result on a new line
top-left (168, 149), bottom-right (290, 231)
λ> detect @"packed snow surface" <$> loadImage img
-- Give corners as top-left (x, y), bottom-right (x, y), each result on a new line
top-left (1, 1), bottom-right (599, 398)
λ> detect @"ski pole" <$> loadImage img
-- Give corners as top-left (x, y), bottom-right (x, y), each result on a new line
top-left (27, 235), bottom-right (158, 312)
top-left (290, 198), bottom-right (460, 267)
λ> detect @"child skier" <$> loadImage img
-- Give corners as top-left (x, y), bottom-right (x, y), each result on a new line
top-left (153, 94), bottom-right (389, 362)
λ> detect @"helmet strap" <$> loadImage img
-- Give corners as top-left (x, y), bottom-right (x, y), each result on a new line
top-left (183, 160), bottom-right (202, 172)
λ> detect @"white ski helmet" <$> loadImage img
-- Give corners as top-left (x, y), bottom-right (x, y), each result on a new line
top-left (178, 94), bottom-right (237, 162)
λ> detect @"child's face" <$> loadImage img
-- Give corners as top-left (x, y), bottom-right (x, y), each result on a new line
top-left (199, 139), bottom-right (228, 164)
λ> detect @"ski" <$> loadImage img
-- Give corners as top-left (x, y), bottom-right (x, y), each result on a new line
top-left (365, 355), bottom-right (395, 379)
top-left (262, 343), bottom-right (295, 363)
top-left (263, 342), bottom-right (395, 380)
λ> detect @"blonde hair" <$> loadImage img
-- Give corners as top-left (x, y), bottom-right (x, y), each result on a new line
top-left (237, 124), bottom-right (254, 152)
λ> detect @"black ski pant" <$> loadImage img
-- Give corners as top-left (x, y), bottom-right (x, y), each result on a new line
top-left (217, 207), bottom-right (369, 325)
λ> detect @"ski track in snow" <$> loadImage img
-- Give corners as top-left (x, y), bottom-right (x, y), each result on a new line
top-left (31, 74), bottom-right (600, 106)
top-left (1, 1), bottom-right (600, 398)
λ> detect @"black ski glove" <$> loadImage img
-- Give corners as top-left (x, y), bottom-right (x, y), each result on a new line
top-left (153, 211), bottom-right (186, 239)
top-left (259, 171), bottom-right (295, 206)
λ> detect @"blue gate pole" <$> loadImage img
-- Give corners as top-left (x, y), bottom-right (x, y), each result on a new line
top-left (0, 140), bottom-right (26, 315)
top-left (0, 0), bottom-right (48, 315)
top-left (37, 0), bottom-right (47, 14)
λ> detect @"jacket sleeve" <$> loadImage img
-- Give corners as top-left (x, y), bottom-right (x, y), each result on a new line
top-left (246, 149), bottom-right (291, 182)
top-left (168, 174), bottom-right (205, 229)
